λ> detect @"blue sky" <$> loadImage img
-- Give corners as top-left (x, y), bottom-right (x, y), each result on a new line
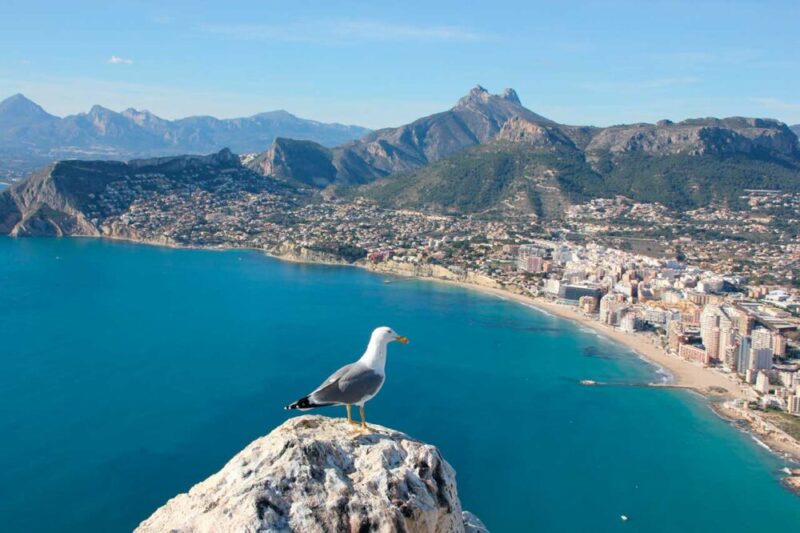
top-left (0, 0), bottom-right (797, 128)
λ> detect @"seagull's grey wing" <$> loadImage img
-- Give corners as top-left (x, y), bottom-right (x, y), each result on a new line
top-left (312, 363), bottom-right (355, 393)
top-left (310, 363), bottom-right (383, 405)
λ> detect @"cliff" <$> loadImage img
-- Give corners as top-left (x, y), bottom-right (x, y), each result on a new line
top-left (0, 149), bottom-right (291, 237)
top-left (136, 415), bottom-right (486, 533)
top-left (585, 117), bottom-right (798, 158)
top-left (366, 259), bottom-right (501, 289)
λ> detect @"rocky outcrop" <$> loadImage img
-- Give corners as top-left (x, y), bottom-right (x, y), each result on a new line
top-left (495, 117), bottom-right (575, 148)
top-left (248, 85), bottom-right (547, 186)
top-left (366, 260), bottom-right (501, 289)
top-left (0, 163), bottom-right (104, 237)
top-left (269, 243), bottom-right (354, 265)
top-left (586, 117), bottom-right (799, 158)
top-left (0, 149), bottom-right (276, 237)
top-left (248, 138), bottom-right (338, 187)
top-left (136, 415), bottom-right (486, 533)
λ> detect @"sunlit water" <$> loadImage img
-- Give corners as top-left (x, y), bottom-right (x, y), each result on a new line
top-left (0, 238), bottom-right (797, 532)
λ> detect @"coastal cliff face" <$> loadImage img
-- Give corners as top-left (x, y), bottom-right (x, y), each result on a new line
top-left (0, 149), bottom-right (292, 237)
top-left (366, 259), bottom-right (501, 289)
top-left (270, 243), bottom-right (353, 265)
top-left (136, 415), bottom-right (486, 533)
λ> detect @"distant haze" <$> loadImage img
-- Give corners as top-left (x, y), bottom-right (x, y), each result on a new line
top-left (0, 93), bottom-right (369, 178)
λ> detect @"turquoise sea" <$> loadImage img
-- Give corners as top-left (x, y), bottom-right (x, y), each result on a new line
top-left (0, 237), bottom-right (798, 532)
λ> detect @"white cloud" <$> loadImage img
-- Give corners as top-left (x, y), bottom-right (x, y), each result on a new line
top-left (108, 55), bottom-right (133, 65)
top-left (203, 19), bottom-right (485, 44)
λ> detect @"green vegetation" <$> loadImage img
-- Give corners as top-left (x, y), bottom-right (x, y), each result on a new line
top-left (359, 141), bottom-right (800, 216)
top-left (598, 152), bottom-right (800, 210)
top-left (363, 144), bottom-right (538, 213)
top-left (762, 411), bottom-right (800, 441)
top-left (307, 242), bottom-right (366, 262)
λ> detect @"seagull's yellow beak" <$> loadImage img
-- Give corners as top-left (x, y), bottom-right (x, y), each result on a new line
top-left (395, 336), bottom-right (409, 344)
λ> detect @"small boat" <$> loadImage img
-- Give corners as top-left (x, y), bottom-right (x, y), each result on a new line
top-left (621, 515), bottom-right (628, 522)
top-left (383, 279), bottom-right (393, 284)
top-left (580, 379), bottom-right (597, 386)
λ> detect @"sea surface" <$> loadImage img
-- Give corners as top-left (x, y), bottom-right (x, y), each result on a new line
top-left (0, 238), bottom-right (798, 532)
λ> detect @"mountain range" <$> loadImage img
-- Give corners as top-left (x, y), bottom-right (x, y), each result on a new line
top-left (246, 86), bottom-right (557, 187)
top-left (2, 85), bottom-right (800, 236)
top-left (0, 94), bottom-right (369, 178)
top-left (244, 85), bottom-right (800, 214)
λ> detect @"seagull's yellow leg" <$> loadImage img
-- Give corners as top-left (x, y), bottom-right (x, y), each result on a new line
top-left (345, 404), bottom-right (356, 425)
top-left (359, 405), bottom-right (369, 433)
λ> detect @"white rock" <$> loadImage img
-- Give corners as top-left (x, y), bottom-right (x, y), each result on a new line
top-left (136, 415), bottom-right (485, 532)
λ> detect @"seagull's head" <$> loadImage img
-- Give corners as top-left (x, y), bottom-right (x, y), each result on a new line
top-left (372, 326), bottom-right (409, 345)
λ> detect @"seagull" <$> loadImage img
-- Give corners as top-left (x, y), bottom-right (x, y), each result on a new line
top-left (285, 326), bottom-right (409, 432)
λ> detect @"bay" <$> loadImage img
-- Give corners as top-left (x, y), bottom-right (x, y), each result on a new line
top-left (0, 237), bottom-right (797, 532)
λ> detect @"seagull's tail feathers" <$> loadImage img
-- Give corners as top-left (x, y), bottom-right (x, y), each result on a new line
top-left (284, 395), bottom-right (334, 411)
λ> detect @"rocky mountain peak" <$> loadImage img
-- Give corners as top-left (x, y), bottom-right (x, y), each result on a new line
top-left (135, 415), bottom-right (487, 533)
top-left (456, 85), bottom-right (524, 109)
top-left (1, 93), bottom-right (36, 109)
top-left (0, 93), bottom-right (56, 124)
top-left (456, 84), bottom-right (493, 107)
top-left (500, 88), bottom-right (521, 104)
top-left (87, 104), bottom-right (114, 116)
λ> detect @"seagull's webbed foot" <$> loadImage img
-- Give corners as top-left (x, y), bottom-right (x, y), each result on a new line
top-left (345, 404), bottom-right (358, 426)
top-left (355, 406), bottom-right (370, 434)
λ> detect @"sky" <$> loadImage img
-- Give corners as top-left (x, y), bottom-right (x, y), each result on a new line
top-left (0, 0), bottom-right (797, 129)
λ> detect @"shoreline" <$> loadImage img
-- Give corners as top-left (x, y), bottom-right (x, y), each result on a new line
top-left (21, 235), bottom-right (800, 472)
top-left (35, 236), bottom-right (768, 399)
top-left (361, 262), bottom-right (745, 396)
top-left (358, 262), bottom-right (800, 468)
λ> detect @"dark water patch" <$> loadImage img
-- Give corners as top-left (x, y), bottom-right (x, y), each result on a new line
top-left (581, 345), bottom-right (616, 359)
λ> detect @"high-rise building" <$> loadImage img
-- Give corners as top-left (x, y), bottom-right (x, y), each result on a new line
top-left (752, 328), bottom-right (772, 351)
top-left (755, 371), bottom-right (770, 394)
top-left (706, 327), bottom-right (721, 363)
top-left (788, 395), bottom-right (800, 415)
top-left (723, 345), bottom-right (737, 371)
top-left (679, 343), bottom-right (709, 365)
top-left (700, 306), bottom-right (721, 360)
top-left (772, 333), bottom-right (787, 357)
top-left (750, 347), bottom-right (773, 372)
top-left (736, 334), bottom-right (752, 375)
top-left (620, 312), bottom-right (638, 333)
top-left (668, 321), bottom-right (684, 353)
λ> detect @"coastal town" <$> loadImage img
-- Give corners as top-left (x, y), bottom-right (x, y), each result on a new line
top-left (9, 155), bottom-right (800, 488)
top-left (87, 168), bottom-right (800, 434)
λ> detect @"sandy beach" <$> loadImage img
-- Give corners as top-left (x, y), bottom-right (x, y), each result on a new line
top-left (81, 238), bottom-right (796, 465)
top-left (93, 238), bottom-right (749, 399)
top-left (376, 272), bottom-right (748, 399)
top-left (480, 285), bottom-right (745, 397)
